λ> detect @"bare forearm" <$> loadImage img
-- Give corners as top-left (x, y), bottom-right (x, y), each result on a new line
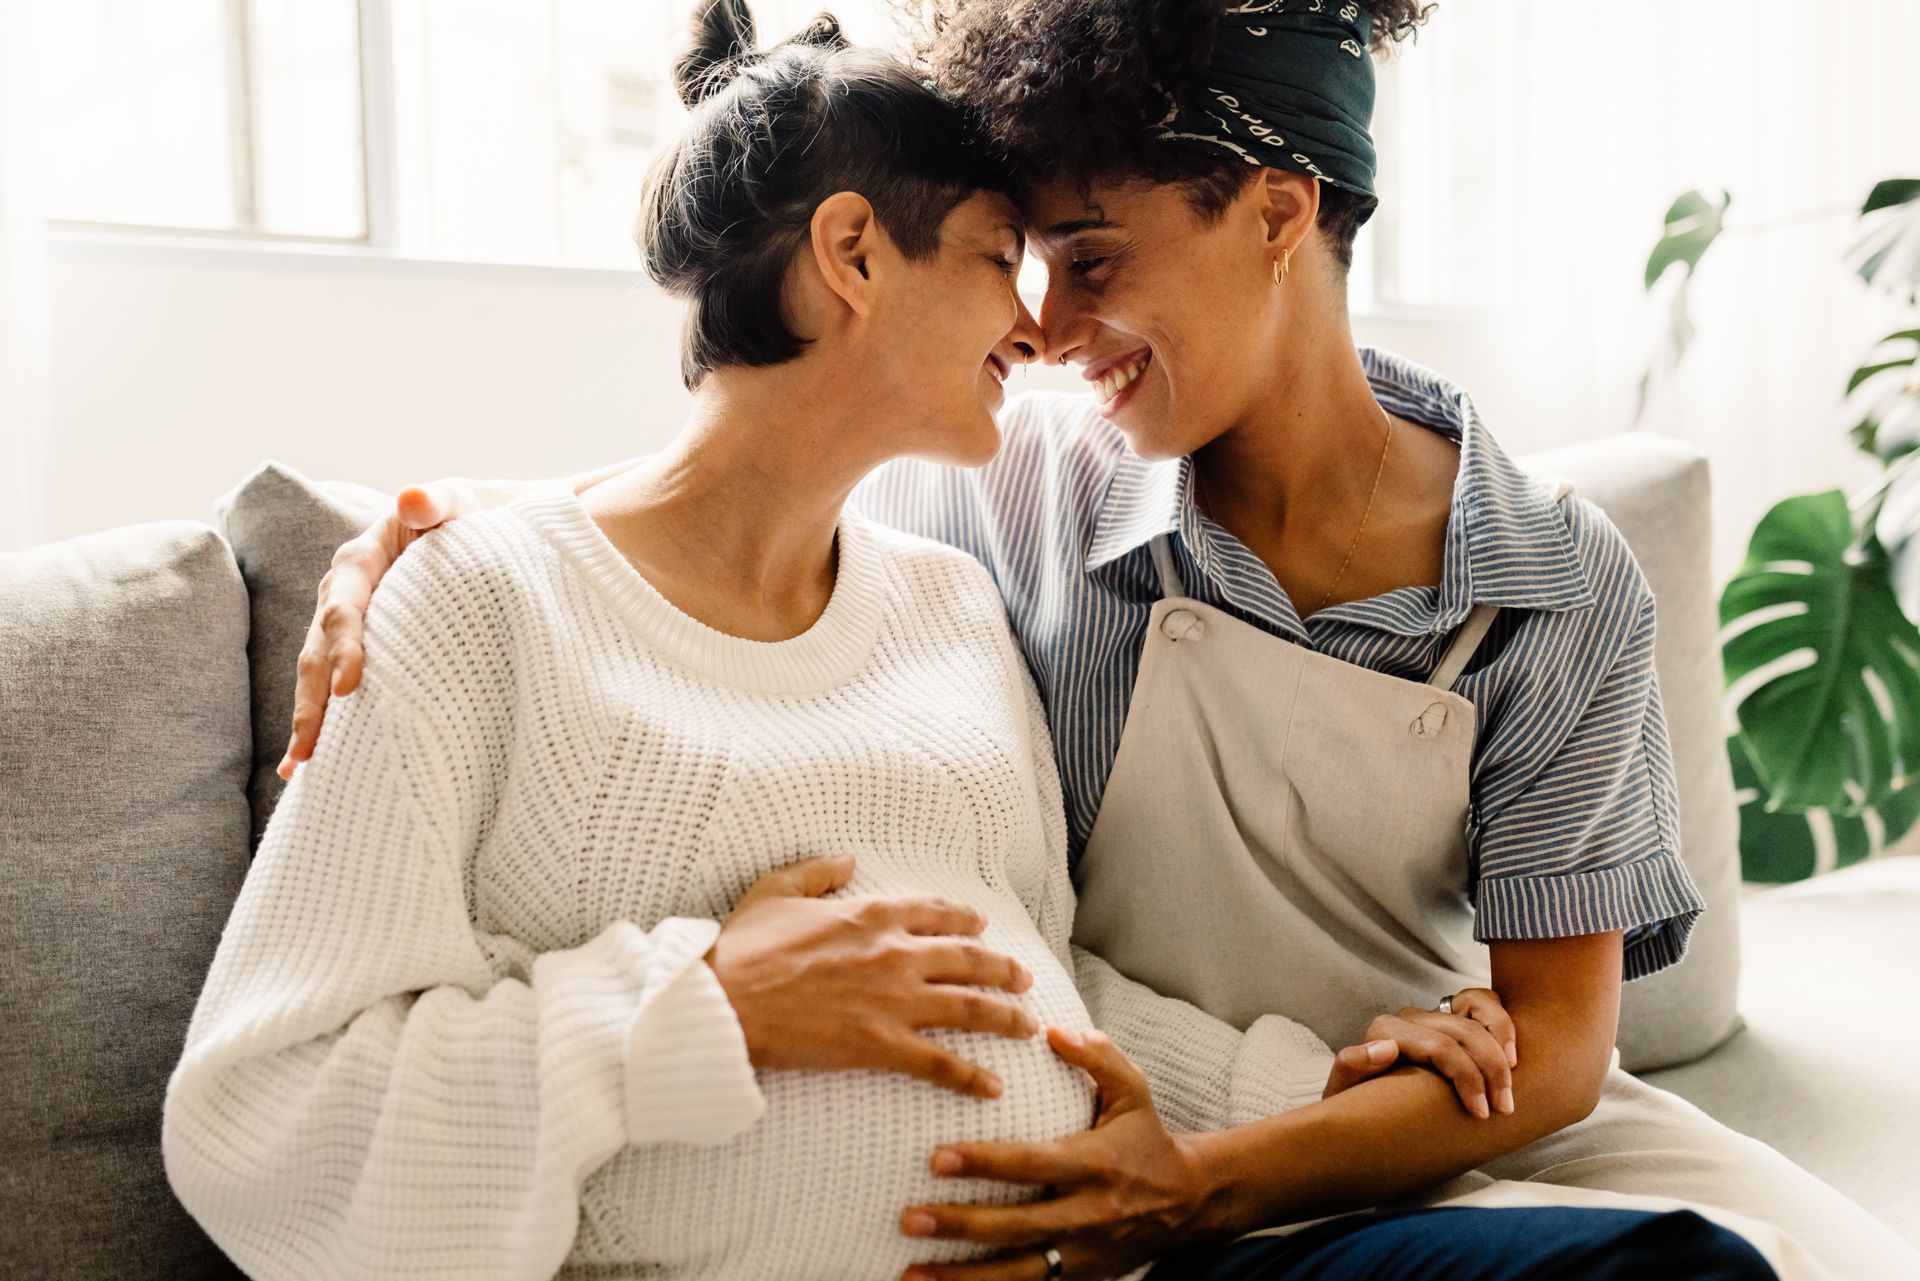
top-left (1192, 1014), bottom-right (1610, 1234)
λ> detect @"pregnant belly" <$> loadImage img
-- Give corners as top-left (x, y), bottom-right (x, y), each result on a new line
top-left (570, 915), bottom-right (1097, 1281)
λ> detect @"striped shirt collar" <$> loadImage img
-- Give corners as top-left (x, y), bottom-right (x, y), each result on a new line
top-left (1084, 347), bottom-right (1596, 637)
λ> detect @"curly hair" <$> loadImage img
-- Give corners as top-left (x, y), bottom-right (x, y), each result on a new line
top-left (893, 0), bottom-right (1436, 269)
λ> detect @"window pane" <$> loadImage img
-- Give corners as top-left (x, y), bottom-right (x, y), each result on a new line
top-left (37, 0), bottom-right (237, 231)
top-left (390, 0), bottom-right (903, 269)
top-left (251, 0), bottom-right (366, 239)
top-left (38, 0), bottom-right (364, 239)
top-left (1369, 0), bottom-right (1526, 310)
top-left (389, 0), bottom-right (564, 260)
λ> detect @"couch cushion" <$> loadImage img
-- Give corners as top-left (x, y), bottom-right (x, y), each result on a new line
top-left (0, 521), bottom-right (250, 1278)
top-left (1640, 857), bottom-right (1920, 1246)
top-left (214, 462), bottom-right (390, 847)
top-left (1519, 437), bottom-right (1744, 1072)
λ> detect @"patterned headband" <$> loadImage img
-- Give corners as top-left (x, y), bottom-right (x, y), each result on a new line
top-left (1156, 0), bottom-right (1379, 209)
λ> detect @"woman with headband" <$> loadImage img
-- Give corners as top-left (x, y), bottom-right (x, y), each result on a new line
top-left (167, 6), bottom-right (1775, 1278)
top-left (276, 1), bottom-right (1913, 1278)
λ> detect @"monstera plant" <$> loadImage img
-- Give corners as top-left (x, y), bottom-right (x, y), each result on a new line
top-left (1643, 179), bottom-right (1920, 881)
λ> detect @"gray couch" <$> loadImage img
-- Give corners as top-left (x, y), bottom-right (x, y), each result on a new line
top-left (3, 443), bottom-right (1915, 1278)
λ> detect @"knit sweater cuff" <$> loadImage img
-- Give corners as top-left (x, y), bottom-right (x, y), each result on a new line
top-left (1224, 1017), bottom-right (1339, 1127)
top-left (622, 917), bottom-right (767, 1146)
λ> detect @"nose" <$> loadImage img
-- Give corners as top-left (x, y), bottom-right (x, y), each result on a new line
top-left (1036, 275), bottom-right (1089, 368)
top-left (1003, 290), bottom-right (1045, 367)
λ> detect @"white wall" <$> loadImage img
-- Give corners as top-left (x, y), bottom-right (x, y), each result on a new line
top-left (41, 232), bottom-right (1583, 547)
top-left (45, 235), bottom-right (691, 541)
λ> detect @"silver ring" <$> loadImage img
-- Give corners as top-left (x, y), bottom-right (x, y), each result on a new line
top-left (1438, 995), bottom-right (1454, 1016)
top-left (1042, 1245), bottom-right (1065, 1280)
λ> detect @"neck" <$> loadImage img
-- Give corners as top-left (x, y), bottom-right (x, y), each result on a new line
top-left (1191, 314), bottom-right (1388, 543)
top-left (589, 358), bottom-right (891, 615)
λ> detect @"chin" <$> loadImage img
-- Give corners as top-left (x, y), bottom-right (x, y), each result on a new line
top-left (1112, 423), bottom-right (1188, 463)
top-left (925, 405), bottom-right (1003, 468)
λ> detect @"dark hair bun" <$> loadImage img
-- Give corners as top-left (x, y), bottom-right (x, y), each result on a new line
top-left (672, 0), bottom-right (759, 108)
top-left (789, 12), bottom-right (848, 50)
top-left (641, 1), bottom-right (1011, 390)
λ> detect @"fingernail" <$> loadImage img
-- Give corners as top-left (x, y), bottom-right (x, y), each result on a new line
top-left (276, 756), bottom-right (291, 780)
top-left (1497, 1088), bottom-right (1515, 1115)
top-left (932, 1150), bottom-right (962, 1176)
top-left (1056, 1028), bottom-right (1083, 1049)
top-left (982, 1073), bottom-right (1003, 1097)
top-left (1508, 1044), bottom-right (1519, 1068)
top-left (1472, 1095), bottom-right (1490, 1120)
top-left (904, 1212), bottom-right (937, 1237)
top-left (331, 672), bottom-right (347, 696)
top-left (1366, 1039), bottom-right (1396, 1065)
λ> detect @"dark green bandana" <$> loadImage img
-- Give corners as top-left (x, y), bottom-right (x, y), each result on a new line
top-left (1156, 0), bottom-right (1378, 208)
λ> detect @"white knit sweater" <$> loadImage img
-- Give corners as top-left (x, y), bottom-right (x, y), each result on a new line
top-left (163, 487), bottom-right (1334, 1281)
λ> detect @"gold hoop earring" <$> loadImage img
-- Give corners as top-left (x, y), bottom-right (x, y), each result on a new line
top-left (1272, 258), bottom-right (1280, 285)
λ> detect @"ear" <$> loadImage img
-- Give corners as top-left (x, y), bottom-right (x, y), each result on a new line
top-left (1256, 167), bottom-right (1321, 262)
top-left (807, 190), bottom-right (881, 318)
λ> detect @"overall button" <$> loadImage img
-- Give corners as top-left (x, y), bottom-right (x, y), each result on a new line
top-left (1161, 609), bottom-right (1205, 643)
top-left (1411, 701), bottom-right (1450, 738)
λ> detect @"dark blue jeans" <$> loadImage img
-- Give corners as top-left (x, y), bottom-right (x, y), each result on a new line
top-left (1146, 1206), bottom-right (1776, 1280)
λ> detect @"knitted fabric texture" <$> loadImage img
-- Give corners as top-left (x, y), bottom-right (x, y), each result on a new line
top-left (163, 487), bottom-right (1334, 1280)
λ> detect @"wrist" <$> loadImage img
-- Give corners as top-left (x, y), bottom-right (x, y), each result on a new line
top-left (1176, 1128), bottom-right (1249, 1242)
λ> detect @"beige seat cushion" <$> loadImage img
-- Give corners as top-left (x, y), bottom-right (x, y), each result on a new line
top-left (1641, 856), bottom-right (1920, 1245)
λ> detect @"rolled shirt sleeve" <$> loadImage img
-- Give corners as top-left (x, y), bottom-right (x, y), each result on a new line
top-left (1468, 590), bottom-right (1707, 979)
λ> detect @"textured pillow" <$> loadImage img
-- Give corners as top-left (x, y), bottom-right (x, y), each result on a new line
top-left (0, 521), bottom-right (250, 1279)
top-left (1518, 436), bottom-right (1744, 1072)
top-left (214, 462), bottom-right (391, 847)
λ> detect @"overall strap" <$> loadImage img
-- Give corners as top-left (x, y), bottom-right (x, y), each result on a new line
top-left (1149, 534), bottom-right (1185, 600)
top-left (1427, 478), bottom-right (1577, 692)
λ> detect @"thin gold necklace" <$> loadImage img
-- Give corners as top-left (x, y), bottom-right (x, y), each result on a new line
top-left (1191, 408), bottom-right (1395, 616)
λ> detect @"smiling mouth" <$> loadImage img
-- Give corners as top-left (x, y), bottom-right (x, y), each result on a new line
top-left (1089, 350), bottom-right (1151, 405)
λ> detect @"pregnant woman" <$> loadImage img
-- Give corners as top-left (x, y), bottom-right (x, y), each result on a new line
top-left (174, 3), bottom-right (1784, 1279)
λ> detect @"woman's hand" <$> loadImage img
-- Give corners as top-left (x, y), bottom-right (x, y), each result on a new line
top-left (280, 478), bottom-right (518, 779)
top-left (1322, 987), bottom-right (1519, 1120)
top-left (710, 854), bottom-right (1042, 1100)
top-left (899, 1027), bottom-right (1228, 1281)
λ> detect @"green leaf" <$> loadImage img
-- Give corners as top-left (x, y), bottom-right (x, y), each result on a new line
top-left (1862, 179), bottom-right (1920, 216)
top-left (1847, 359), bottom-right (1915, 398)
top-left (1849, 189), bottom-right (1920, 300)
top-left (1720, 489), bottom-right (1920, 813)
top-left (1730, 734), bottom-right (1920, 882)
top-left (1846, 330), bottom-right (1920, 462)
top-left (1644, 189), bottom-right (1731, 291)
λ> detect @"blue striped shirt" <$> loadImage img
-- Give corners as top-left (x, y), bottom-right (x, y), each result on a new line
top-left (851, 347), bottom-right (1704, 981)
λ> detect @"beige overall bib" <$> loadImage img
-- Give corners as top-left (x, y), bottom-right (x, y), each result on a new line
top-left (1070, 481), bottom-right (1913, 1281)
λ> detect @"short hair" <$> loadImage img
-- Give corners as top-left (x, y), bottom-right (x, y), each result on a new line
top-left (899, 0), bottom-right (1431, 271)
top-left (639, 0), bottom-right (1013, 389)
